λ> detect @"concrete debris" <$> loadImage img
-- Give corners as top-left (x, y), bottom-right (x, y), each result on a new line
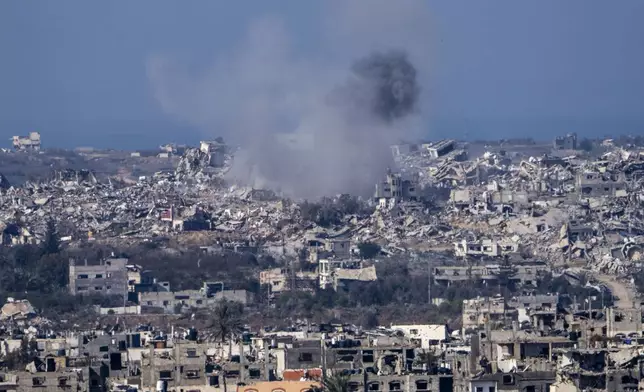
top-left (0, 298), bottom-right (36, 321)
top-left (2, 137), bottom-right (644, 291)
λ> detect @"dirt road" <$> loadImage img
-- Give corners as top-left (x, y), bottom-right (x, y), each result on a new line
top-left (595, 274), bottom-right (637, 308)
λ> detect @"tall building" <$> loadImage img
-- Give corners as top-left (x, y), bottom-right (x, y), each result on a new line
top-left (68, 256), bottom-right (128, 297)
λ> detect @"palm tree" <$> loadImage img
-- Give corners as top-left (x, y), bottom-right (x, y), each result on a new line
top-left (314, 372), bottom-right (350, 392)
top-left (416, 348), bottom-right (440, 374)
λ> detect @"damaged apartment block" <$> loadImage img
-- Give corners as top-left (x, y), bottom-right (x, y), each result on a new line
top-left (68, 255), bottom-right (129, 297)
top-left (374, 169), bottom-right (419, 209)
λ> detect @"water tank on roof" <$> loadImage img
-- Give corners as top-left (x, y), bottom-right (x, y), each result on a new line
top-left (156, 381), bottom-right (167, 392)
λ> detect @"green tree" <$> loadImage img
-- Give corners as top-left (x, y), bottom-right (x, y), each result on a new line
top-left (416, 348), bottom-right (441, 374)
top-left (41, 219), bottom-right (60, 255)
top-left (317, 372), bottom-right (350, 392)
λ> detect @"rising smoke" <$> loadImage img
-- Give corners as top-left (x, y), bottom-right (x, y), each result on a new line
top-left (344, 51), bottom-right (420, 123)
top-left (147, 1), bottom-right (430, 199)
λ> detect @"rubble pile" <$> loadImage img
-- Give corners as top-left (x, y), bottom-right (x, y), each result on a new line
top-left (387, 140), bottom-right (644, 301)
top-left (0, 166), bottom-right (442, 253)
top-left (175, 147), bottom-right (214, 179)
top-left (3, 139), bottom-right (644, 293)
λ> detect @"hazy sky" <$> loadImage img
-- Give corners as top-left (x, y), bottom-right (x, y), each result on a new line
top-left (1, 1), bottom-right (643, 148)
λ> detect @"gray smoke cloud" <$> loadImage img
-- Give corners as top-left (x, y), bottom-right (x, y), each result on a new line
top-left (147, 1), bottom-right (431, 199)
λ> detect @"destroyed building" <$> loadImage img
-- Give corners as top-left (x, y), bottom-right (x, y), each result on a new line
top-left (427, 140), bottom-right (456, 159)
top-left (11, 132), bottom-right (41, 151)
top-left (553, 133), bottom-right (577, 150)
top-left (374, 169), bottom-right (419, 208)
top-left (576, 171), bottom-right (627, 198)
top-left (139, 283), bottom-right (252, 314)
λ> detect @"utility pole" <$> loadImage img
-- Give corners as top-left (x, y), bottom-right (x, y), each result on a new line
top-left (427, 260), bottom-right (432, 305)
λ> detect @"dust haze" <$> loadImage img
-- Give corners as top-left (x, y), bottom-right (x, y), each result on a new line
top-left (147, 1), bottom-right (431, 199)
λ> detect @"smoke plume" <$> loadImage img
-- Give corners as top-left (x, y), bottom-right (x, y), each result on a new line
top-left (147, 1), bottom-right (431, 199)
top-left (347, 51), bottom-right (420, 123)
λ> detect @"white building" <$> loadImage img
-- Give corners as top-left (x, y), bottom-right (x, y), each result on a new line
top-left (391, 324), bottom-right (449, 351)
top-left (12, 132), bottom-right (41, 151)
top-left (470, 379), bottom-right (497, 392)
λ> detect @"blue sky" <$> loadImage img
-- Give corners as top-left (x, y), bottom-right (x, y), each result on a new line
top-left (1, 1), bottom-right (643, 148)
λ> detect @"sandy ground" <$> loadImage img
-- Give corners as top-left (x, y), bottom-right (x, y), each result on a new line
top-left (595, 273), bottom-right (638, 308)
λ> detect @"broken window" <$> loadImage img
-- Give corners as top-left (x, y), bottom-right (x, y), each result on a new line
top-left (109, 353), bottom-right (122, 371)
top-left (159, 371), bottom-right (172, 379)
top-left (368, 382), bottom-right (380, 391)
top-left (622, 375), bottom-right (638, 385)
top-left (388, 381), bottom-right (402, 391)
top-left (58, 377), bottom-right (68, 387)
top-left (362, 350), bottom-right (374, 363)
top-left (186, 349), bottom-right (198, 358)
top-left (185, 370), bottom-right (200, 379)
top-left (249, 369), bottom-right (261, 379)
top-left (415, 380), bottom-right (429, 391)
top-left (32, 377), bottom-right (45, 386)
top-left (77, 274), bottom-right (88, 279)
top-left (299, 352), bottom-right (313, 362)
top-left (95, 274), bottom-right (103, 278)
top-left (502, 375), bottom-right (514, 385)
top-left (525, 386), bottom-right (535, 392)
top-left (475, 388), bottom-right (483, 392)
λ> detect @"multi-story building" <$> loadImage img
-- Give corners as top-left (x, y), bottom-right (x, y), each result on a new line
top-left (374, 170), bottom-right (419, 209)
top-left (576, 172), bottom-right (627, 198)
top-left (68, 256), bottom-right (128, 297)
top-left (11, 132), bottom-right (41, 151)
top-left (138, 283), bottom-right (252, 314)
top-left (553, 133), bottom-right (577, 150)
